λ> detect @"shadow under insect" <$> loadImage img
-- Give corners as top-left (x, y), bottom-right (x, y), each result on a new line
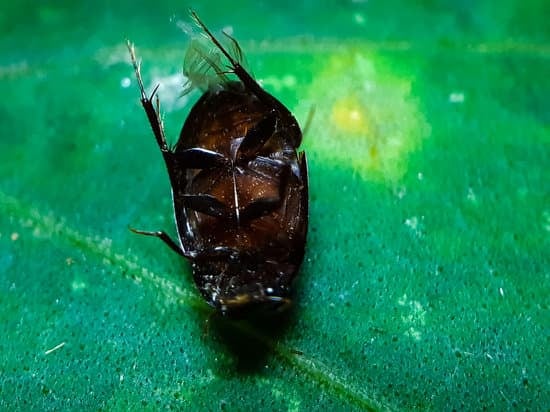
top-left (206, 302), bottom-right (296, 372)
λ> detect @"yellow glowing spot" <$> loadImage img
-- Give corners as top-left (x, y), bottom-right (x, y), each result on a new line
top-left (11, 232), bottom-right (19, 241)
top-left (298, 51), bottom-right (430, 182)
top-left (331, 96), bottom-right (371, 134)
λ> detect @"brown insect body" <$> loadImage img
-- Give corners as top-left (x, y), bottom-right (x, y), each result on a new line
top-left (128, 12), bottom-right (308, 316)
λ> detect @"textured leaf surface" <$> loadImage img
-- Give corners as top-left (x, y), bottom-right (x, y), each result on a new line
top-left (1, 1), bottom-right (548, 410)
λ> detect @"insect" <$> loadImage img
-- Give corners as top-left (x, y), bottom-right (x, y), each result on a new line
top-left (126, 12), bottom-right (308, 317)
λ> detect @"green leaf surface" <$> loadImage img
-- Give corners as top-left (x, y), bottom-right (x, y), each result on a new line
top-left (1, 1), bottom-right (548, 410)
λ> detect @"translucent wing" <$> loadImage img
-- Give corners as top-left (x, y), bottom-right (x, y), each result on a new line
top-left (222, 30), bottom-right (247, 69)
top-left (181, 13), bottom-right (250, 96)
top-left (182, 39), bottom-right (228, 95)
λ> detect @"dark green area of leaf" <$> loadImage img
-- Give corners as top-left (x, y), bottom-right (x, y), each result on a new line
top-left (1, 1), bottom-right (549, 410)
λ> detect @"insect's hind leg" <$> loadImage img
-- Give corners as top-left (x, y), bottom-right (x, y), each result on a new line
top-left (129, 227), bottom-right (187, 258)
top-left (126, 40), bottom-right (170, 153)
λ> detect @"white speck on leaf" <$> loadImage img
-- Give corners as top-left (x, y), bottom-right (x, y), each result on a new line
top-left (449, 91), bottom-right (465, 103)
top-left (45, 342), bottom-right (66, 355)
top-left (120, 77), bottom-right (131, 88)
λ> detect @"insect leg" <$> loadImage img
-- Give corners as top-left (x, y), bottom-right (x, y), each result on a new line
top-left (182, 194), bottom-right (234, 219)
top-left (129, 227), bottom-right (187, 257)
top-left (126, 40), bottom-right (169, 152)
top-left (177, 148), bottom-right (228, 169)
top-left (237, 112), bottom-right (277, 160)
top-left (239, 197), bottom-right (281, 221)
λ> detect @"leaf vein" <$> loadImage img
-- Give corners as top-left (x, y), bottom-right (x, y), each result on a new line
top-left (0, 190), bottom-right (391, 411)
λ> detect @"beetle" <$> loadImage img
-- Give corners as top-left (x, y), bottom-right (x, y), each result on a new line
top-left (126, 11), bottom-right (308, 317)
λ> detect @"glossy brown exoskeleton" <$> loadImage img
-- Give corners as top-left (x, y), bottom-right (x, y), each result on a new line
top-left (127, 12), bottom-right (308, 316)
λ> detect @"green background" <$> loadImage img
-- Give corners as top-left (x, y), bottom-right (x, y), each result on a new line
top-left (1, 1), bottom-right (548, 410)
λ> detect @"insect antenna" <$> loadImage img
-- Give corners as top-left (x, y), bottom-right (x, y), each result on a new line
top-left (302, 105), bottom-right (316, 138)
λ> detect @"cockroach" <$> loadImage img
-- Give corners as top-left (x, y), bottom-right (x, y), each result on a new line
top-left (127, 11), bottom-right (308, 317)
